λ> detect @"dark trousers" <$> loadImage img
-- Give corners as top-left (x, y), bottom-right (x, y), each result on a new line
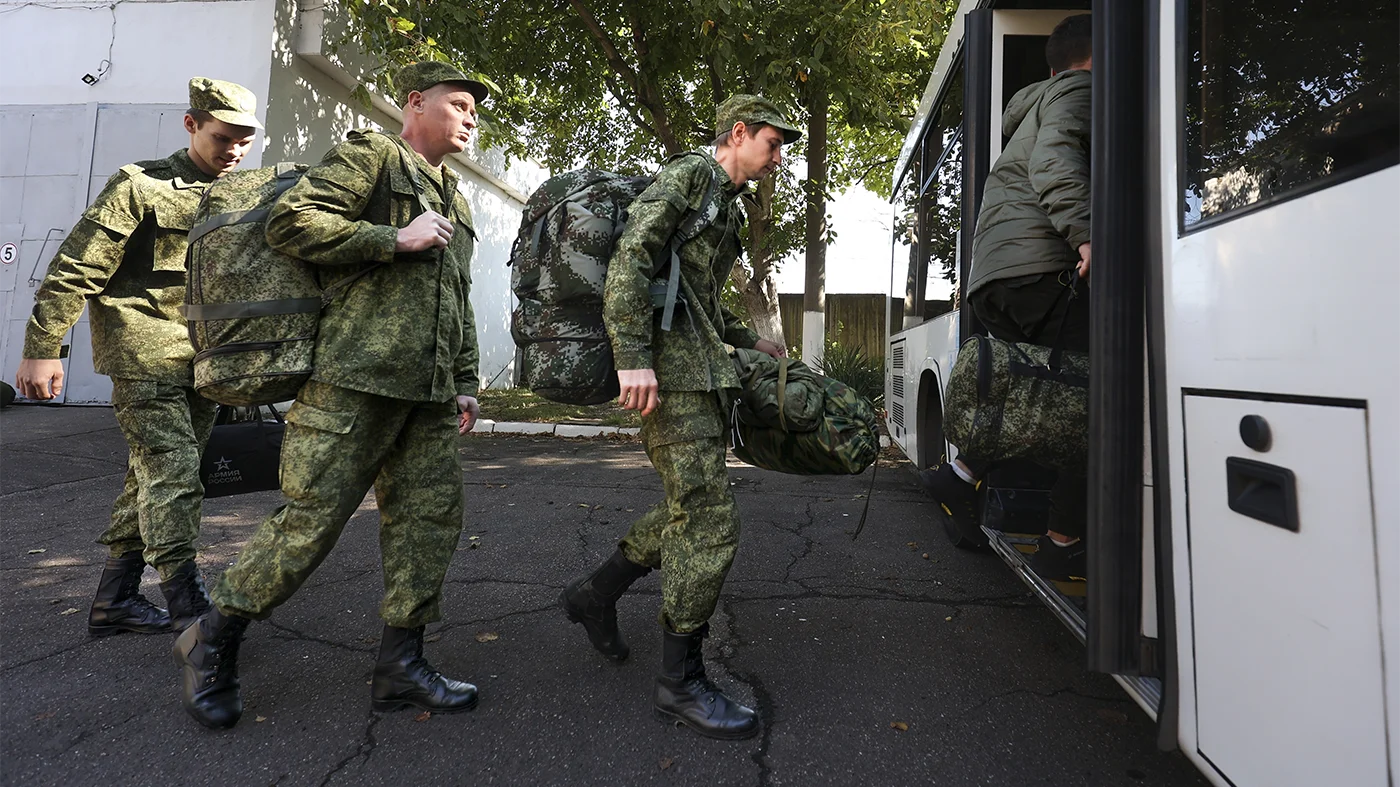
top-left (969, 271), bottom-right (1089, 539)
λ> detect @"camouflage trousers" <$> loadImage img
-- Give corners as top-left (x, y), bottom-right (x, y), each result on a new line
top-left (99, 378), bottom-right (218, 581)
top-left (211, 380), bottom-right (464, 628)
top-left (619, 390), bottom-right (739, 634)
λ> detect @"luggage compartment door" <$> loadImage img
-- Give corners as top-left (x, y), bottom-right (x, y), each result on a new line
top-left (1183, 393), bottom-right (1386, 786)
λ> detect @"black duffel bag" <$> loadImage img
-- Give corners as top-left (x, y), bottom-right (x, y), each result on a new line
top-left (200, 405), bottom-right (284, 498)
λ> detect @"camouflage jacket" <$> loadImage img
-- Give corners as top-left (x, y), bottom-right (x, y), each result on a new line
top-left (604, 152), bottom-right (760, 392)
top-left (265, 130), bottom-right (480, 402)
top-left (24, 149), bottom-right (214, 384)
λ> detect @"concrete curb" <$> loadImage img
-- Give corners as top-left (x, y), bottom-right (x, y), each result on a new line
top-left (474, 419), bottom-right (641, 437)
top-left (473, 419), bottom-right (891, 447)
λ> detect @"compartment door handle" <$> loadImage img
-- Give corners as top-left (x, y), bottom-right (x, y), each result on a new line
top-left (1226, 457), bottom-right (1300, 533)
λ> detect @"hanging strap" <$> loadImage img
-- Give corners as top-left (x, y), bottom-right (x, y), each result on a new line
top-left (657, 162), bottom-right (719, 332)
top-left (848, 456), bottom-right (879, 541)
top-left (775, 357), bottom-right (791, 433)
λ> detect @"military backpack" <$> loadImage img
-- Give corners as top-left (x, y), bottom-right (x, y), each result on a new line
top-left (509, 153), bottom-right (720, 405)
top-left (184, 137), bottom-right (433, 406)
top-left (728, 348), bottom-right (880, 476)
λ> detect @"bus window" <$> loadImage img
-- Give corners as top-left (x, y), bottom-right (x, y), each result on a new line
top-left (1183, 0), bottom-right (1399, 228)
top-left (922, 131), bottom-right (962, 312)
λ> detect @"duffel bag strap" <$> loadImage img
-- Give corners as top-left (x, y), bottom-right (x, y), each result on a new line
top-left (776, 358), bottom-right (790, 433)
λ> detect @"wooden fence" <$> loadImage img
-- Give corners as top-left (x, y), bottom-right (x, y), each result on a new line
top-left (777, 294), bottom-right (952, 361)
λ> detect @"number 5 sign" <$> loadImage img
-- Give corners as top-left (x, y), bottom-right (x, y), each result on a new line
top-left (1, 243), bottom-right (15, 264)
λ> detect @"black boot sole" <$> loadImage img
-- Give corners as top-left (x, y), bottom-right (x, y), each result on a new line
top-left (89, 623), bottom-right (170, 637)
top-left (652, 706), bottom-right (760, 740)
top-left (370, 695), bottom-right (479, 714)
top-left (558, 585), bottom-right (629, 663)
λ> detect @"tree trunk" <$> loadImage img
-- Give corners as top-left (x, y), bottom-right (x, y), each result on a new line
top-left (802, 77), bottom-right (829, 366)
top-left (733, 175), bottom-right (786, 347)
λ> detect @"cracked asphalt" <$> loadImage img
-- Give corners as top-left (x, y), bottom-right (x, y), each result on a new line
top-left (0, 405), bottom-right (1208, 787)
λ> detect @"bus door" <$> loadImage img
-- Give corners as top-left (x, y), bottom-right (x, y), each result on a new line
top-left (1152, 1), bottom-right (1398, 784)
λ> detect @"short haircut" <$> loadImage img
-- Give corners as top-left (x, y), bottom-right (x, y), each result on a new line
top-left (1045, 14), bottom-right (1093, 72)
top-left (186, 108), bottom-right (215, 126)
top-left (713, 121), bottom-right (770, 148)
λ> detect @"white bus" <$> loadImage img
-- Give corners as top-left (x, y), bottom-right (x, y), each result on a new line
top-left (883, 2), bottom-right (1398, 785)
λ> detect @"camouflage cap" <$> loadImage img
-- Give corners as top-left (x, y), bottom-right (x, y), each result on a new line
top-left (394, 61), bottom-right (489, 106)
top-left (716, 94), bottom-right (801, 145)
top-left (188, 77), bottom-right (262, 130)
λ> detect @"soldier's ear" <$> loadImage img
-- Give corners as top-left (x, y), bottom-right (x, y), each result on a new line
top-left (182, 114), bottom-right (199, 135)
top-left (406, 90), bottom-right (425, 113)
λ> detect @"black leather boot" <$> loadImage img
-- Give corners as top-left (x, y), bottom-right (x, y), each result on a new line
top-left (370, 626), bottom-right (478, 714)
top-left (653, 624), bottom-right (759, 740)
top-left (560, 548), bottom-right (652, 661)
top-left (88, 550), bottom-right (171, 637)
top-left (159, 561), bottom-right (211, 634)
top-left (173, 607), bottom-right (249, 730)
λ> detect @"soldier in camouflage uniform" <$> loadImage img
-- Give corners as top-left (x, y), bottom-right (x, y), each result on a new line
top-left (560, 95), bottom-right (801, 741)
top-left (174, 62), bottom-right (486, 731)
top-left (15, 78), bottom-right (260, 638)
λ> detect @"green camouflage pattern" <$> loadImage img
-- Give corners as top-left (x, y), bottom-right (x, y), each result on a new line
top-left (714, 94), bottom-right (802, 144)
top-left (98, 378), bottom-right (219, 581)
top-left (211, 380), bottom-right (465, 627)
top-left (24, 150), bottom-right (214, 384)
top-left (189, 76), bottom-right (262, 129)
top-left (943, 335), bottom-right (1089, 473)
top-left (186, 164), bottom-right (318, 406)
top-left (729, 347), bottom-right (824, 432)
top-left (392, 61), bottom-right (487, 105)
top-left (604, 152), bottom-right (760, 391)
top-left (729, 360), bottom-right (880, 476)
top-left (266, 130), bottom-right (480, 402)
top-left (510, 169), bottom-right (653, 404)
top-left (619, 391), bottom-right (737, 634)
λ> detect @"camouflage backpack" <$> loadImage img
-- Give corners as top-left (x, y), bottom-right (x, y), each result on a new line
top-left (728, 348), bottom-right (880, 475)
top-left (185, 137), bottom-right (429, 406)
top-left (943, 334), bottom-right (1089, 473)
top-left (509, 153), bottom-right (719, 405)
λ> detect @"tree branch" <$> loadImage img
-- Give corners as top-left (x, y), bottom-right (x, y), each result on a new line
top-left (566, 0), bottom-right (641, 92)
top-left (603, 72), bottom-right (660, 140)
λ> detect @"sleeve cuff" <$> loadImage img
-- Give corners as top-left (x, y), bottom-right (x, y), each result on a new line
top-left (367, 225), bottom-right (399, 263)
top-left (22, 335), bottom-right (65, 360)
top-left (725, 328), bottom-right (760, 349)
top-left (611, 348), bottom-right (654, 371)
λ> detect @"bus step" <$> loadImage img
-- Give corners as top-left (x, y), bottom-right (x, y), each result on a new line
top-left (983, 527), bottom-right (1088, 643)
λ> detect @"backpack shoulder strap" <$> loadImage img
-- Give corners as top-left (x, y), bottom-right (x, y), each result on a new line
top-left (657, 155), bottom-right (722, 332)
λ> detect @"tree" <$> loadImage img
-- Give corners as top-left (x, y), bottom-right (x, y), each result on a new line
top-left (340, 0), bottom-right (952, 346)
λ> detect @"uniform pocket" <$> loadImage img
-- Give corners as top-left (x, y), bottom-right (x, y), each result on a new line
top-left (284, 400), bottom-right (356, 434)
top-left (109, 379), bottom-right (159, 405)
top-left (152, 200), bottom-right (198, 272)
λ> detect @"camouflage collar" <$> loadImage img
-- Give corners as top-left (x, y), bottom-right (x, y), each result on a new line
top-left (171, 149), bottom-right (217, 186)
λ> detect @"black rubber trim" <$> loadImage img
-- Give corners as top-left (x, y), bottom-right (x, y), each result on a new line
top-left (1087, 0), bottom-right (1147, 676)
top-left (1180, 387), bottom-right (1366, 409)
top-left (959, 8), bottom-right (994, 342)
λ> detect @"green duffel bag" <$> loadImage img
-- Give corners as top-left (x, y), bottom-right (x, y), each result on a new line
top-left (729, 347), bottom-right (825, 432)
top-left (728, 349), bottom-right (879, 475)
top-left (943, 334), bottom-right (1089, 473)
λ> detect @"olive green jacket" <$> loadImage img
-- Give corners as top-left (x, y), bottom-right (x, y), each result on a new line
top-left (24, 150), bottom-right (214, 384)
top-left (265, 130), bottom-right (480, 402)
top-left (969, 69), bottom-right (1092, 295)
top-left (603, 152), bottom-right (760, 392)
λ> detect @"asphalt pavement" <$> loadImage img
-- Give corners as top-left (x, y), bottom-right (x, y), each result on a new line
top-left (0, 404), bottom-right (1209, 787)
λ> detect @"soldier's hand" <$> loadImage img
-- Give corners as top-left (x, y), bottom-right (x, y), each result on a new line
top-left (616, 369), bottom-right (660, 417)
top-left (396, 211), bottom-right (454, 253)
top-left (753, 339), bottom-right (786, 359)
top-left (456, 395), bottom-right (480, 434)
top-left (15, 359), bottom-right (65, 401)
top-left (1076, 242), bottom-right (1091, 280)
